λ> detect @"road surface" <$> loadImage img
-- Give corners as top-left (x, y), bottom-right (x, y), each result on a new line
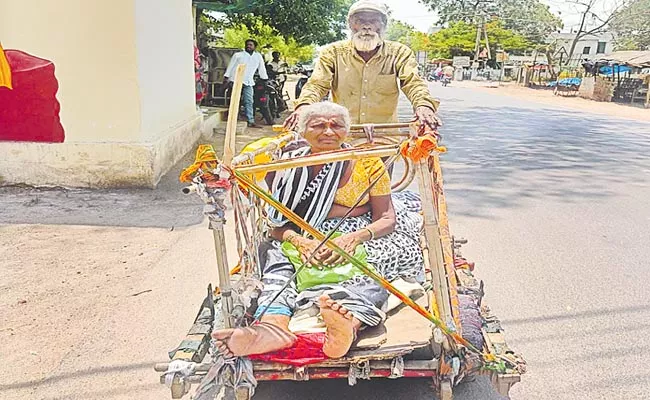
top-left (2, 83), bottom-right (649, 400)
top-left (258, 84), bottom-right (650, 399)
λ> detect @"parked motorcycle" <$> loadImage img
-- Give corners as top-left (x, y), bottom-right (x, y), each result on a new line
top-left (294, 63), bottom-right (313, 99)
top-left (253, 78), bottom-right (275, 125)
top-left (266, 66), bottom-right (289, 119)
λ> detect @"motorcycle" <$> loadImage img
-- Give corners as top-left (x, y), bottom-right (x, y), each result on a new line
top-left (253, 77), bottom-right (275, 125)
top-left (266, 66), bottom-right (289, 119)
top-left (294, 63), bottom-right (313, 99)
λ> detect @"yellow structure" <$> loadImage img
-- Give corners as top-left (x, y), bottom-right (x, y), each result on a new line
top-left (0, 0), bottom-right (202, 187)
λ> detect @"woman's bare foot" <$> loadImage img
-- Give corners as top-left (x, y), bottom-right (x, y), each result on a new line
top-left (318, 294), bottom-right (360, 358)
top-left (212, 318), bottom-right (296, 357)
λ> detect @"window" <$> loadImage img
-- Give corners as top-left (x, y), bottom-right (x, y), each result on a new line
top-left (597, 42), bottom-right (607, 54)
top-left (582, 46), bottom-right (591, 55)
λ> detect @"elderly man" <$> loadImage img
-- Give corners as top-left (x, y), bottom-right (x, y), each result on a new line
top-left (223, 39), bottom-right (268, 128)
top-left (284, 0), bottom-right (440, 133)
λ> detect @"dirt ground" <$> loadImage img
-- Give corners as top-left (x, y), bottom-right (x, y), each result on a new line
top-left (0, 95), bottom-right (292, 399)
top-left (454, 80), bottom-right (650, 122)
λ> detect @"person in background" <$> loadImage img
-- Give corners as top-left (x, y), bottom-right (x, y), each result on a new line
top-left (442, 64), bottom-right (455, 79)
top-left (268, 51), bottom-right (288, 76)
top-left (268, 51), bottom-right (288, 91)
top-left (223, 39), bottom-right (268, 128)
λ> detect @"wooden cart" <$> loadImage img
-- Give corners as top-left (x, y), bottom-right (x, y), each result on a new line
top-left (153, 118), bottom-right (526, 400)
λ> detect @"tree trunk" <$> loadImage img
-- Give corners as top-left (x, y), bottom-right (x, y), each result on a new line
top-left (545, 48), bottom-right (557, 81)
top-left (567, 0), bottom-right (591, 62)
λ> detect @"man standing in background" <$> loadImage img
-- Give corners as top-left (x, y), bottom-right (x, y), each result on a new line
top-left (223, 39), bottom-right (267, 128)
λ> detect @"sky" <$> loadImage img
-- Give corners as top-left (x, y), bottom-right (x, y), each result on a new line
top-left (383, 0), bottom-right (622, 33)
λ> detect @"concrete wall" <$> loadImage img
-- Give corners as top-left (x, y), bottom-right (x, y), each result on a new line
top-left (0, 0), bottom-right (202, 188)
top-left (135, 0), bottom-right (197, 141)
top-left (551, 33), bottom-right (615, 66)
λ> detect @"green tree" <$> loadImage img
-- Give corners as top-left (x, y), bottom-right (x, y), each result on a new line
top-left (427, 20), bottom-right (531, 58)
top-left (218, 22), bottom-right (315, 65)
top-left (386, 19), bottom-right (417, 44)
top-left (419, 0), bottom-right (562, 44)
top-left (610, 0), bottom-right (650, 50)
top-left (385, 20), bottom-right (431, 52)
top-left (195, 0), bottom-right (352, 46)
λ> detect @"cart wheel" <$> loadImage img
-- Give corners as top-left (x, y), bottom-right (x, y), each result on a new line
top-left (260, 104), bottom-right (274, 125)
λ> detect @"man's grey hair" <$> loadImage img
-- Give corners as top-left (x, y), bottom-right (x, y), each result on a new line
top-left (296, 102), bottom-right (351, 135)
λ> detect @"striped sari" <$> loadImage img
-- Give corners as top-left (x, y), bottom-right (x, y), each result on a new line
top-left (257, 146), bottom-right (424, 328)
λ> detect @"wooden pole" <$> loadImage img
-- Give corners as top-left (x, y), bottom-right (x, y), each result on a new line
top-left (235, 145), bottom-right (401, 175)
top-left (414, 158), bottom-right (453, 327)
top-left (272, 122), bottom-right (415, 132)
top-left (474, 18), bottom-right (482, 62)
top-left (483, 23), bottom-right (491, 61)
top-left (431, 153), bottom-right (462, 331)
top-left (223, 64), bottom-right (246, 166)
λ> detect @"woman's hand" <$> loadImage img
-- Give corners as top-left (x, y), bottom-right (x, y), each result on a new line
top-left (293, 237), bottom-right (322, 265)
top-left (317, 234), bottom-right (361, 266)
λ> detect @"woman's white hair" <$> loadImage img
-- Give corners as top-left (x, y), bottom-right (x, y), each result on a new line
top-left (296, 102), bottom-right (351, 135)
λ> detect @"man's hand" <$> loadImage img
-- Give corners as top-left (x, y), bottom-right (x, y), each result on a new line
top-left (282, 105), bottom-right (305, 131)
top-left (221, 77), bottom-right (230, 90)
top-left (415, 106), bottom-right (442, 136)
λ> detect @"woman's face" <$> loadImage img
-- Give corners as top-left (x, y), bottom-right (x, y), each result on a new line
top-left (302, 115), bottom-right (348, 152)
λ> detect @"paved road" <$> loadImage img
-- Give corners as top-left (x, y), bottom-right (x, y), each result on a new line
top-left (257, 84), bottom-right (650, 399)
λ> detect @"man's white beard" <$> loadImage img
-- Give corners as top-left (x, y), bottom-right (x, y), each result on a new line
top-left (352, 31), bottom-right (382, 52)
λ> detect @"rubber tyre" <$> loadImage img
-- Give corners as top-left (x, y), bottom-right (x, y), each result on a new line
top-left (260, 104), bottom-right (274, 125)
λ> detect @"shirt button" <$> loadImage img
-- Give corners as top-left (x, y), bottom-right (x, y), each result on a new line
top-left (362, 95), bottom-right (367, 99)
top-left (361, 112), bottom-right (366, 116)
top-left (364, 79), bottom-right (368, 82)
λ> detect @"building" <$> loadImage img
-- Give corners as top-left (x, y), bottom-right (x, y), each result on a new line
top-left (548, 32), bottom-right (615, 66)
top-left (0, 0), bottom-right (203, 188)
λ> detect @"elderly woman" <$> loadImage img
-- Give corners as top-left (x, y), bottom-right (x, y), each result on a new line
top-left (213, 102), bottom-right (424, 359)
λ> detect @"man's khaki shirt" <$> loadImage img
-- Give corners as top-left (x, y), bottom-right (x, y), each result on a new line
top-left (296, 40), bottom-right (439, 124)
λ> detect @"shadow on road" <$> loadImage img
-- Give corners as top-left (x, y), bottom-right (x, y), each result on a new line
top-left (439, 104), bottom-right (650, 219)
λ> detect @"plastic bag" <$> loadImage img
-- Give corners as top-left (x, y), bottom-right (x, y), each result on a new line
top-left (281, 232), bottom-right (375, 292)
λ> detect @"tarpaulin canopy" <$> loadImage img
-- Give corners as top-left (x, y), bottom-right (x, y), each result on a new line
top-left (599, 51), bottom-right (650, 68)
top-left (600, 65), bottom-right (632, 76)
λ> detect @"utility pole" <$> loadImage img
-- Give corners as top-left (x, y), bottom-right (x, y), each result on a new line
top-left (483, 22), bottom-right (491, 60)
top-left (473, 16), bottom-right (483, 62)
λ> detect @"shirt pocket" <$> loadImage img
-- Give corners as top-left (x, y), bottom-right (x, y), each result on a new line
top-left (374, 74), bottom-right (398, 95)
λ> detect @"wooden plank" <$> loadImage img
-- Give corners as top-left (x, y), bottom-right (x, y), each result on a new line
top-left (430, 154), bottom-right (462, 331)
top-left (222, 63), bottom-right (246, 166)
top-left (415, 158), bottom-right (453, 325)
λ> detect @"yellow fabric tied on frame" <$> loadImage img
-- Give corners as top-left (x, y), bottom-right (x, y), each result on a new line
top-left (0, 43), bottom-right (13, 90)
top-left (239, 134), bottom-right (291, 182)
top-left (179, 144), bottom-right (219, 182)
